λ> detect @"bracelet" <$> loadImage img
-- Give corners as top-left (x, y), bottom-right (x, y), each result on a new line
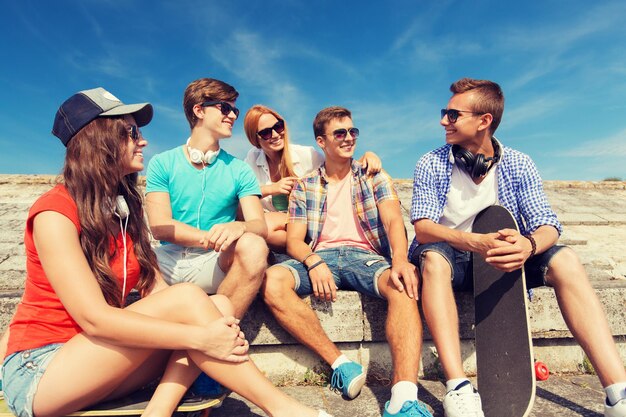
top-left (524, 234), bottom-right (537, 258)
top-left (307, 259), bottom-right (325, 272)
top-left (301, 252), bottom-right (315, 264)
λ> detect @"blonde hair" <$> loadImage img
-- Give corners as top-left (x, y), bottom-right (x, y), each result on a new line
top-left (243, 105), bottom-right (296, 178)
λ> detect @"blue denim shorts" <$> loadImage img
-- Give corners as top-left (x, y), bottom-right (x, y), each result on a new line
top-left (409, 242), bottom-right (566, 291)
top-left (2, 343), bottom-right (63, 417)
top-left (277, 246), bottom-right (391, 299)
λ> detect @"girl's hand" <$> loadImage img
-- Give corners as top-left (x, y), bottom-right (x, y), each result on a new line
top-left (273, 176), bottom-right (297, 195)
top-left (198, 316), bottom-right (249, 363)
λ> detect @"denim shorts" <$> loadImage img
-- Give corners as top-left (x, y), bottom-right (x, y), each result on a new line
top-left (409, 241), bottom-right (566, 291)
top-left (2, 343), bottom-right (63, 417)
top-left (154, 244), bottom-right (226, 294)
top-left (277, 246), bottom-right (391, 299)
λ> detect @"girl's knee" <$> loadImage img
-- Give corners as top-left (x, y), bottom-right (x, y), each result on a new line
top-left (210, 294), bottom-right (234, 317)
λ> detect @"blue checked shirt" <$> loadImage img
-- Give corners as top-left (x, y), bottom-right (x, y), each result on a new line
top-left (288, 160), bottom-right (398, 257)
top-left (408, 142), bottom-right (562, 256)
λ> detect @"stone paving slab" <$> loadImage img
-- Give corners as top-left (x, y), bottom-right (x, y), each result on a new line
top-left (211, 374), bottom-right (607, 417)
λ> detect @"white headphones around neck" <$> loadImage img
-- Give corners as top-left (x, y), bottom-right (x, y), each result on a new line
top-left (186, 138), bottom-right (219, 165)
top-left (112, 195), bottom-right (129, 303)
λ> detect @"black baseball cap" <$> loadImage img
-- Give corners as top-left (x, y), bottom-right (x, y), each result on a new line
top-left (52, 87), bottom-right (153, 146)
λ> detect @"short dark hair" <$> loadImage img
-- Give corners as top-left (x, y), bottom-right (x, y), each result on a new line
top-left (183, 78), bottom-right (239, 129)
top-left (450, 78), bottom-right (504, 134)
top-left (313, 106), bottom-right (352, 138)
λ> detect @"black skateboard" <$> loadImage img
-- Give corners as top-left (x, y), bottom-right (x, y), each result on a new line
top-left (472, 205), bottom-right (535, 417)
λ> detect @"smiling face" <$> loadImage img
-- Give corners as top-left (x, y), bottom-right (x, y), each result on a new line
top-left (196, 100), bottom-right (237, 140)
top-left (122, 114), bottom-right (148, 175)
top-left (256, 113), bottom-right (285, 156)
top-left (441, 91), bottom-right (492, 150)
top-left (316, 116), bottom-right (357, 162)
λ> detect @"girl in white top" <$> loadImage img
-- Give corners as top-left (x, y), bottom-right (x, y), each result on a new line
top-left (243, 104), bottom-right (381, 251)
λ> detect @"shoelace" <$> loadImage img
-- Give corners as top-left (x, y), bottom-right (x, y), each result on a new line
top-left (448, 390), bottom-right (482, 416)
top-left (330, 369), bottom-right (346, 390)
top-left (401, 400), bottom-right (432, 417)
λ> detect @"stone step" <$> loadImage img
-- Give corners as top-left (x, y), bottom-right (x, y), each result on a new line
top-left (1, 284), bottom-right (624, 382)
top-left (1, 175), bottom-right (625, 383)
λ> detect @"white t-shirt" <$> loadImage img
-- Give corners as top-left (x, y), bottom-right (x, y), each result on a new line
top-left (244, 144), bottom-right (325, 211)
top-left (440, 163), bottom-right (499, 232)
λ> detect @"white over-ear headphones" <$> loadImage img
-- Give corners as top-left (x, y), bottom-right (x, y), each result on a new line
top-left (113, 195), bottom-right (129, 303)
top-left (114, 195), bottom-right (130, 219)
top-left (186, 138), bottom-right (219, 165)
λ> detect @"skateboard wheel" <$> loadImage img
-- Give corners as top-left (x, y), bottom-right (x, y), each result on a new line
top-left (535, 361), bottom-right (549, 380)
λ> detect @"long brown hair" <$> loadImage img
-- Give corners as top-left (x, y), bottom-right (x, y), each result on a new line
top-left (62, 117), bottom-right (157, 307)
top-left (243, 105), bottom-right (296, 178)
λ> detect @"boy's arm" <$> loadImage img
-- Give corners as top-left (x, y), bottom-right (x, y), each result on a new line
top-left (145, 191), bottom-right (208, 248)
top-left (199, 195), bottom-right (267, 252)
top-left (356, 151), bottom-right (382, 175)
top-left (286, 222), bottom-right (337, 302)
top-left (413, 218), bottom-right (506, 256)
top-left (238, 195), bottom-right (268, 238)
top-left (378, 199), bottom-right (419, 299)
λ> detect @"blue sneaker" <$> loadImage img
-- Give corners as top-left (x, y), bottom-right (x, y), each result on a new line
top-left (189, 373), bottom-right (224, 398)
top-left (383, 400), bottom-right (433, 417)
top-left (330, 361), bottom-right (366, 399)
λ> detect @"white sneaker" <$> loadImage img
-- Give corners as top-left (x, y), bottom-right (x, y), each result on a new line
top-left (605, 397), bottom-right (626, 417)
top-left (443, 381), bottom-right (485, 417)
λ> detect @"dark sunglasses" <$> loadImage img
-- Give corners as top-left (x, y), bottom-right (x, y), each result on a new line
top-left (257, 119), bottom-right (285, 141)
top-left (201, 101), bottom-right (240, 118)
top-left (440, 108), bottom-right (483, 123)
top-left (324, 127), bottom-right (359, 142)
top-left (128, 125), bottom-right (142, 142)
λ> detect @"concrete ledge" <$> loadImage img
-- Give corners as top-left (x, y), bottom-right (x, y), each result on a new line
top-left (2, 285), bottom-right (624, 383)
top-left (1, 175), bottom-right (625, 383)
top-left (238, 286), bottom-right (626, 382)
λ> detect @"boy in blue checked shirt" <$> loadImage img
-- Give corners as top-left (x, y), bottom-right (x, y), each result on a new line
top-left (262, 106), bottom-right (433, 417)
top-left (409, 78), bottom-right (626, 417)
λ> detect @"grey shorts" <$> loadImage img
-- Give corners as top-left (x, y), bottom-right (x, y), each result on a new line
top-left (2, 343), bottom-right (63, 417)
top-left (154, 244), bottom-right (226, 293)
top-left (276, 246), bottom-right (391, 299)
top-left (409, 241), bottom-right (566, 291)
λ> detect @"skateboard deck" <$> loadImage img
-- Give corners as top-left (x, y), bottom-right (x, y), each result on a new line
top-left (472, 205), bottom-right (535, 417)
top-left (0, 385), bottom-right (224, 417)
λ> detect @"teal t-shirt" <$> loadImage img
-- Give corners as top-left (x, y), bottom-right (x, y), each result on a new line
top-left (146, 146), bottom-right (261, 244)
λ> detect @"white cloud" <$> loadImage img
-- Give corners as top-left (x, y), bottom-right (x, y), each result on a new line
top-left (504, 94), bottom-right (568, 128)
top-left (560, 128), bottom-right (626, 157)
top-left (208, 30), bottom-right (309, 111)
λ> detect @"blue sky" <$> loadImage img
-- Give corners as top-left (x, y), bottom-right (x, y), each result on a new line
top-left (1, 0), bottom-right (625, 180)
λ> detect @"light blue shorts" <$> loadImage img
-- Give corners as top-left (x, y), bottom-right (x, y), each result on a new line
top-left (277, 246), bottom-right (390, 299)
top-left (2, 343), bottom-right (63, 417)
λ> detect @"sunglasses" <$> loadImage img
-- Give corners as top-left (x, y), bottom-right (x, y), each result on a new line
top-left (128, 125), bottom-right (142, 142)
top-left (324, 127), bottom-right (359, 142)
top-left (257, 119), bottom-right (286, 141)
top-left (201, 101), bottom-right (240, 118)
top-left (440, 108), bottom-right (483, 123)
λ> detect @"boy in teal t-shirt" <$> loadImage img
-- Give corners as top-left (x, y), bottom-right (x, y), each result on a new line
top-left (145, 78), bottom-right (268, 319)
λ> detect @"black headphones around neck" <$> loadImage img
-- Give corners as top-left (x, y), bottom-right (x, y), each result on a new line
top-left (451, 138), bottom-right (502, 179)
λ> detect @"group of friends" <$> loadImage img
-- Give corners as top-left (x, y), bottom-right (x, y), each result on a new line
top-left (1, 76), bottom-right (625, 417)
